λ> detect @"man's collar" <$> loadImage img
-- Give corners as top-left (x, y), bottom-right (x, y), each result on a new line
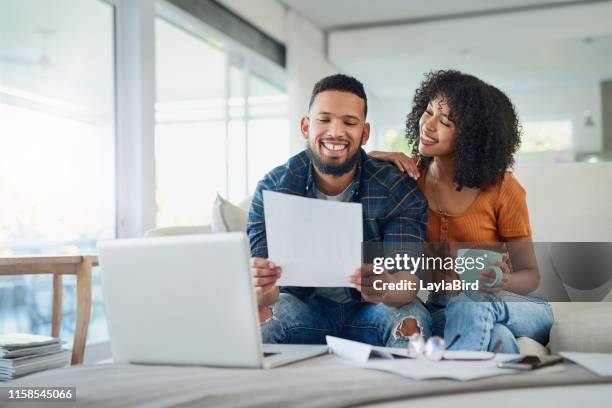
top-left (305, 148), bottom-right (364, 199)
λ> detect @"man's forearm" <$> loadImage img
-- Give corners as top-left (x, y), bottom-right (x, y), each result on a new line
top-left (258, 286), bottom-right (280, 307)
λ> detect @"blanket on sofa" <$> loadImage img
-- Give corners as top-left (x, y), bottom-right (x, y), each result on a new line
top-left (4, 354), bottom-right (611, 407)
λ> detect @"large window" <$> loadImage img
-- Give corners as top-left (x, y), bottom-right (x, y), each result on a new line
top-left (0, 0), bottom-right (115, 344)
top-left (155, 18), bottom-right (227, 227)
top-left (246, 73), bottom-right (289, 192)
top-left (155, 17), bottom-right (288, 226)
top-left (0, 0), bottom-right (288, 350)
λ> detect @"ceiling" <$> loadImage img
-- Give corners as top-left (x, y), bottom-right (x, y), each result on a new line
top-left (278, 0), bottom-right (612, 99)
top-left (0, 0), bottom-right (115, 108)
top-left (278, 0), bottom-right (595, 30)
top-left (338, 34), bottom-right (612, 99)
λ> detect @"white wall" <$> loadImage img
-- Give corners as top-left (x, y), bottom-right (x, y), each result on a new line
top-left (510, 83), bottom-right (603, 154)
top-left (514, 163), bottom-right (612, 241)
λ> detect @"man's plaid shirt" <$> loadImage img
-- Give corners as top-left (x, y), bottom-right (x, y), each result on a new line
top-left (247, 148), bottom-right (428, 301)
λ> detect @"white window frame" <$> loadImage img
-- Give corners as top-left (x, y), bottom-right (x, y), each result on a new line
top-left (156, 0), bottom-right (288, 200)
top-left (107, 0), bottom-right (288, 236)
top-left (108, 0), bottom-right (157, 238)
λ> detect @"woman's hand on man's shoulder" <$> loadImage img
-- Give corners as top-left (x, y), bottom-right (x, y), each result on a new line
top-left (369, 151), bottom-right (420, 180)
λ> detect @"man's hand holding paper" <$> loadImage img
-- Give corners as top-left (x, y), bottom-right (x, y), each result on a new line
top-left (263, 190), bottom-right (362, 287)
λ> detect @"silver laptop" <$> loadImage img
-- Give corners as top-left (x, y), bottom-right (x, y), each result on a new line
top-left (97, 232), bottom-right (328, 368)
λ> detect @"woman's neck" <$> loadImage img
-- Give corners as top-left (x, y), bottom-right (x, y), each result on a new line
top-left (430, 155), bottom-right (455, 185)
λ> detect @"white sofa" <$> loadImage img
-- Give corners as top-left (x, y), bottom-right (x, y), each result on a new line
top-left (514, 163), bottom-right (612, 354)
top-left (146, 163), bottom-right (612, 354)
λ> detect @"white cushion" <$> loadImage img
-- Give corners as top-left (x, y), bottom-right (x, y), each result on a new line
top-left (517, 337), bottom-right (549, 356)
top-left (211, 193), bottom-right (248, 233)
top-left (550, 306), bottom-right (612, 353)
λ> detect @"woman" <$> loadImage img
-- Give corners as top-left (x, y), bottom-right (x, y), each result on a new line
top-left (370, 70), bottom-right (553, 353)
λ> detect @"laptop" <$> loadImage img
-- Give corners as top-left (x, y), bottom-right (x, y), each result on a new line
top-left (97, 232), bottom-right (328, 368)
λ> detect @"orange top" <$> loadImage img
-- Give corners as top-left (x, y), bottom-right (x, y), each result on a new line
top-left (417, 168), bottom-right (532, 243)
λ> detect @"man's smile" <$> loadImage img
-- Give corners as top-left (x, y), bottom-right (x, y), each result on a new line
top-left (320, 140), bottom-right (349, 156)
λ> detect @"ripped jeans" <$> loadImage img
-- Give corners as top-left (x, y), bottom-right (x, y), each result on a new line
top-left (261, 292), bottom-right (432, 347)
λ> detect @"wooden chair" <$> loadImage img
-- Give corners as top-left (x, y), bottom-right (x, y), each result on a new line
top-left (0, 255), bottom-right (97, 365)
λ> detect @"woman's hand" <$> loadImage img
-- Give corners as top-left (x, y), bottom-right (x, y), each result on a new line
top-left (479, 253), bottom-right (512, 292)
top-left (368, 151), bottom-right (419, 179)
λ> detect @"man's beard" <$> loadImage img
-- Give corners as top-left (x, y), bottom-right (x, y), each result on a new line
top-left (306, 141), bottom-right (361, 177)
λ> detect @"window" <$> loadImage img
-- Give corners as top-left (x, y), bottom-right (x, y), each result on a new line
top-left (155, 18), bottom-right (227, 227)
top-left (0, 0), bottom-right (115, 344)
top-left (520, 119), bottom-right (573, 152)
top-left (154, 17), bottom-right (288, 226)
top-left (246, 73), bottom-right (289, 192)
top-left (0, 0), bottom-right (288, 350)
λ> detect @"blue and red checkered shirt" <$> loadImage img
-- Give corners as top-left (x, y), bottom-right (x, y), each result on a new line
top-left (247, 148), bottom-right (428, 301)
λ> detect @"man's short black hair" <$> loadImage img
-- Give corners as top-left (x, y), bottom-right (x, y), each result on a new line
top-left (308, 74), bottom-right (368, 117)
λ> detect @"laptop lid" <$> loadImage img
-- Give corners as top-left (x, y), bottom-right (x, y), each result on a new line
top-left (97, 232), bottom-right (264, 367)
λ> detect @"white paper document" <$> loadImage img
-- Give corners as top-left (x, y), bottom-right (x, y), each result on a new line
top-left (263, 191), bottom-right (362, 287)
top-left (362, 356), bottom-right (521, 381)
top-left (326, 335), bottom-right (495, 362)
top-left (326, 335), bottom-right (407, 363)
top-left (326, 336), bottom-right (520, 381)
top-left (561, 352), bottom-right (612, 377)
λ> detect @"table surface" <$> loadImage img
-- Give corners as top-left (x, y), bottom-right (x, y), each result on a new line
top-left (0, 255), bottom-right (98, 267)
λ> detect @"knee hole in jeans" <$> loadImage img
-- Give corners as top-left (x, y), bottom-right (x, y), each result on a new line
top-left (394, 316), bottom-right (421, 339)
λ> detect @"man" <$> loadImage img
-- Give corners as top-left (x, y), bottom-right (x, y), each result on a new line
top-left (248, 74), bottom-right (431, 347)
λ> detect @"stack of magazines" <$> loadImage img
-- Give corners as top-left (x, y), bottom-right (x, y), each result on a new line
top-left (0, 333), bottom-right (70, 381)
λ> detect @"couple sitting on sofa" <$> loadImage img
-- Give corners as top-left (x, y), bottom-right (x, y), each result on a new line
top-left (247, 71), bottom-right (554, 353)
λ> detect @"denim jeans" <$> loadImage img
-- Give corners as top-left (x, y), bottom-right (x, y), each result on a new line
top-left (261, 293), bottom-right (432, 347)
top-left (426, 291), bottom-right (554, 353)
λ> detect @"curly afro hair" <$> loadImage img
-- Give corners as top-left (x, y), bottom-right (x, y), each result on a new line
top-left (405, 70), bottom-right (521, 191)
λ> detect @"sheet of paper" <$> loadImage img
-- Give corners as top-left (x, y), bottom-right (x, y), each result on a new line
top-left (326, 336), bottom-right (403, 363)
top-left (442, 351), bottom-right (496, 360)
top-left (326, 335), bottom-right (521, 381)
top-left (561, 352), bottom-right (612, 377)
top-left (327, 336), bottom-right (499, 362)
top-left (362, 357), bottom-right (520, 381)
top-left (263, 191), bottom-right (362, 287)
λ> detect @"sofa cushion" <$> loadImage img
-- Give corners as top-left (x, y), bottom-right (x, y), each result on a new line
top-left (550, 306), bottom-right (612, 353)
top-left (211, 193), bottom-right (248, 232)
